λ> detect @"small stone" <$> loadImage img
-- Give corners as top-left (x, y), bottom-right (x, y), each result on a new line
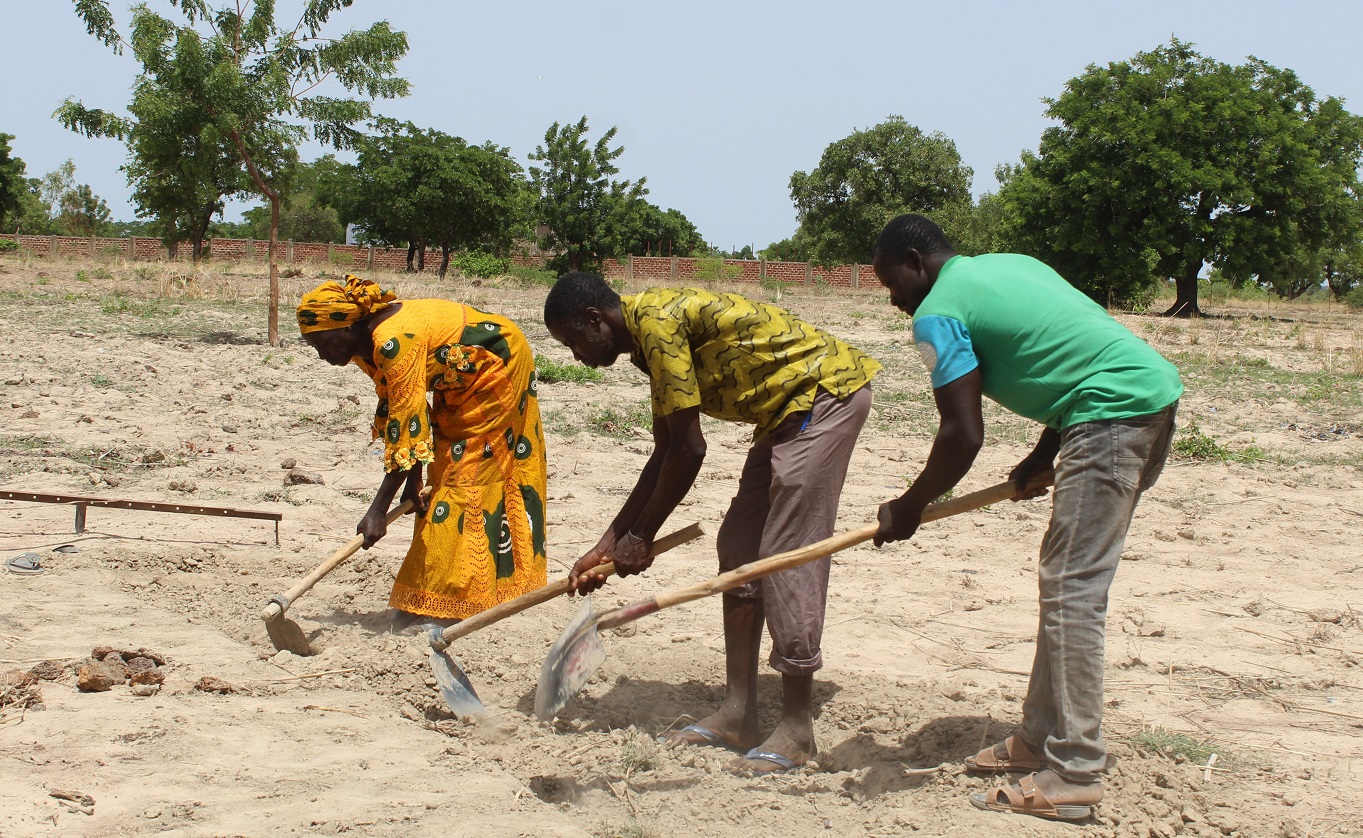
top-left (78, 415), bottom-right (94, 424)
top-left (130, 682), bottom-right (160, 697)
top-left (280, 457), bottom-right (297, 470)
top-left (20, 408), bottom-right (38, 419)
top-left (194, 676), bottom-right (235, 694)
top-left (169, 479), bottom-right (197, 493)
top-left (142, 449), bottom-right (166, 464)
top-left (92, 646), bottom-right (117, 660)
top-left (285, 468), bottom-right (323, 486)
top-left (221, 423), bottom-right (239, 434)
top-left (131, 669), bottom-right (165, 686)
top-left (87, 472), bottom-right (104, 486)
top-left (101, 653), bottom-right (130, 676)
top-left (1177, 528), bottom-right (1196, 540)
top-left (27, 660), bottom-right (64, 681)
top-left (2, 669), bottom-right (37, 688)
top-left (126, 657), bottom-right (158, 675)
top-left (77, 661), bottom-right (122, 692)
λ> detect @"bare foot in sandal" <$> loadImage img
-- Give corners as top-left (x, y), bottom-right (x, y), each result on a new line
top-left (969, 769), bottom-right (1102, 821)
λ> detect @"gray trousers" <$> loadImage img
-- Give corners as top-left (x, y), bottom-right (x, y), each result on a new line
top-left (716, 385), bottom-right (873, 676)
top-left (1022, 402), bottom-right (1178, 783)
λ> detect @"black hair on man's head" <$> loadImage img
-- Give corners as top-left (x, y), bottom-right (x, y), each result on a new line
top-left (873, 214), bottom-right (955, 265)
top-left (543, 271), bottom-right (621, 330)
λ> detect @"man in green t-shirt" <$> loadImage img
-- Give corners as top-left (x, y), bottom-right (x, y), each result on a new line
top-left (871, 215), bottom-right (1181, 821)
top-left (543, 272), bottom-right (879, 776)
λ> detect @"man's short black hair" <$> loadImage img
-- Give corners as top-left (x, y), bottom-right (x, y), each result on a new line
top-left (873, 214), bottom-right (955, 264)
top-left (543, 271), bottom-right (622, 330)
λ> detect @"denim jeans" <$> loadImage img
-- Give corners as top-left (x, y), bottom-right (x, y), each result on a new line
top-left (1020, 402), bottom-right (1178, 784)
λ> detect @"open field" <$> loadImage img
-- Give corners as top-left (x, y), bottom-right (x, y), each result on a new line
top-left (2, 254), bottom-right (1362, 837)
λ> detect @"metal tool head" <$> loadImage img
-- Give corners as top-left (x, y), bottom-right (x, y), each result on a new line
top-left (534, 595), bottom-right (608, 720)
top-left (262, 611), bottom-right (318, 656)
top-left (427, 625), bottom-right (488, 717)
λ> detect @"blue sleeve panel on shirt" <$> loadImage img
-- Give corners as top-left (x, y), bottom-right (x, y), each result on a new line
top-left (911, 315), bottom-right (978, 389)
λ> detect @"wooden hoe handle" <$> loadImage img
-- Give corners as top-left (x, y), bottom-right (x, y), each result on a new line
top-left (261, 499), bottom-right (415, 620)
top-left (436, 521), bottom-right (706, 646)
top-left (598, 471), bottom-right (1054, 631)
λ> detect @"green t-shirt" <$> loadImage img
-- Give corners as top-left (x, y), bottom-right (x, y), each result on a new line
top-left (912, 254), bottom-right (1182, 428)
top-left (622, 288), bottom-right (880, 439)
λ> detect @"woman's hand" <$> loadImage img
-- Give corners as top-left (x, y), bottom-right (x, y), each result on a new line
top-left (400, 465), bottom-right (428, 515)
top-left (358, 507), bottom-right (389, 549)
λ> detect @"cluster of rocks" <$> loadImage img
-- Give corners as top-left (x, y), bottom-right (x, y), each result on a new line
top-left (77, 646), bottom-right (168, 696)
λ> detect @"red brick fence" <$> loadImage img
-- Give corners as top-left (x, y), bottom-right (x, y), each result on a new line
top-left (0, 233), bottom-right (878, 291)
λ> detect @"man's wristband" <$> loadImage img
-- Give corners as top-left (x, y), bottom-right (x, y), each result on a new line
top-left (624, 529), bottom-right (647, 545)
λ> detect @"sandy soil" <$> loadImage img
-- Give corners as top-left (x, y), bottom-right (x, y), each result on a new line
top-left (1, 257), bottom-right (1361, 837)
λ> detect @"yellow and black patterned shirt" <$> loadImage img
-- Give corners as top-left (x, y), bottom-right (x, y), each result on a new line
top-left (622, 288), bottom-right (880, 439)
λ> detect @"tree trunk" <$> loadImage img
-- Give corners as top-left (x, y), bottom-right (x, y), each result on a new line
top-left (416, 239), bottom-right (426, 273)
top-left (406, 241), bottom-right (417, 273)
top-left (230, 130), bottom-right (282, 346)
top-left (190, 202), bottom-right (214, 263)
top-left (439, 243), bottom-right (451, 278)
top-left (167, 240), bottom-right (179, 260)
top-left (1163, 260), bottom-right (1203, 317)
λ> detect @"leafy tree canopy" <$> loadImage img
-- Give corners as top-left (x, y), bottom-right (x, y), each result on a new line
top-left (68, 0), bottom-right (409, 344)
top-left (789, 115), bottom-right (972, 265)
top-left (324, 120), bottom-right (530, 275)
top-left (996, 38), bottom-right (1363, 314)
top-left (529, 116), bottom-right (648, 273)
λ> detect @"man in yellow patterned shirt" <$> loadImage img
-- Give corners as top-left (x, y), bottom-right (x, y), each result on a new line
top-left (544, 272), bottom-right (880, 775)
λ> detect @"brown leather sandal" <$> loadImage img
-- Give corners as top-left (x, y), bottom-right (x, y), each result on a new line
top-left (968, 773), bottom-right (1093, 821)
top-left (964, 735), bottom-right (1043, 773)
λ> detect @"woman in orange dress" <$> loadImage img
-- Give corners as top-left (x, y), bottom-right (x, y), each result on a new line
top-left (297, 275), bottom-right (547, 623)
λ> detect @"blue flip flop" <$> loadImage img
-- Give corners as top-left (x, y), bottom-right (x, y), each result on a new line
top-left (658, 723), bottom-right (742, 751)
top-left (735, 748), bottom-right (800, 777)
top-left (5, 553), bottom-right (45, 576)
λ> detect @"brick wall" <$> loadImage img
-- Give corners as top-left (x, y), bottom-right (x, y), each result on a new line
top-left (0, 233), bottom-right (877, 293)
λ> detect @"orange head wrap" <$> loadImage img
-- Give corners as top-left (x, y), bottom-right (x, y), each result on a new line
top-left (296, 274), bottom-right (397, 334)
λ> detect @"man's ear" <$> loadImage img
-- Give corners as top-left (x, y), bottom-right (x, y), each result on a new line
top-left (903, 248), bottom-right (927, 276)
top-left (584, 306), bottom-right (603, 329)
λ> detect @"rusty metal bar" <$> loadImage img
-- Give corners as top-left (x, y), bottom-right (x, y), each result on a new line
top-left (1, 490), bottom-right (284, 545)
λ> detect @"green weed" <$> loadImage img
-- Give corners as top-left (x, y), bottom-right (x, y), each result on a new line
top-left (537, 357), bottom-right (604, 385)
top-left (1130, 728), bottom-right (1228, 768)
top-left (1172, 418), bottom-right (1264, 464)
top-left (588, 402), bottom-right (653, 438)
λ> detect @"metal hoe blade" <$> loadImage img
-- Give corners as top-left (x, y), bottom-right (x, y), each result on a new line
top-left (534, 596), bottom-right (608, 720)
top-left (427, 625), bottom-right (488, 716)
top-left (263, 611), bottom-right (318, 656)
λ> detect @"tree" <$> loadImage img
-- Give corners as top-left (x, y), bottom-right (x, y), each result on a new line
top-left (619, 202), bottom-right (703, 257)
top-left (528, 116), bottom-right (647, 273)
top-left (20, 159), bottom-right (115, 237)
top-left (997, 38), bottom-right (1363, 315)
top-left (325, 120), bottom-right (530, 276)
top-left (0, 134), bottom-right (27, 231)
top-left (242, 157), bottom-right (347, 244)
top-left (71, 0), bottom-right (409, 345)
top-left (788, 115), bottom-right (973, 265)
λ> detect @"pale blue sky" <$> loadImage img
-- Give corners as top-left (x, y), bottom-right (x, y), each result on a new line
top-left (3, 0), bottom-right (1361, 250)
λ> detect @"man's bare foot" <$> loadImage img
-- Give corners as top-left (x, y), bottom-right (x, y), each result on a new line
top-left (659, 711), bottom-right (759, 752)
top-left (728, 721), bottom-right (814, 776)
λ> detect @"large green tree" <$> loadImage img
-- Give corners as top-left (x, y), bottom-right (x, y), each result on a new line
top-left (324, 120), bottom-right (530, 275)
top-left (998, 38), bottom-right (1363, 315)
top-left (0, 134), bottom-right (28, 232)
top-left (619, 201), bottom-right (703, 257)
top-left (789, 115), bottom-right (973, 265)
top-left (528, 116), bottom-right (647, 273)
top-left (69, 0), bottom-right (409, 345)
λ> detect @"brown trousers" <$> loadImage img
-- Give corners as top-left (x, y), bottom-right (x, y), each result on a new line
top-left (716, 385), bottom-right (872, 676)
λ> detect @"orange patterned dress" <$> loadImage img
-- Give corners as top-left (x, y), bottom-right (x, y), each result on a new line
top-left (356, 299), bottom-right (547, 619)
